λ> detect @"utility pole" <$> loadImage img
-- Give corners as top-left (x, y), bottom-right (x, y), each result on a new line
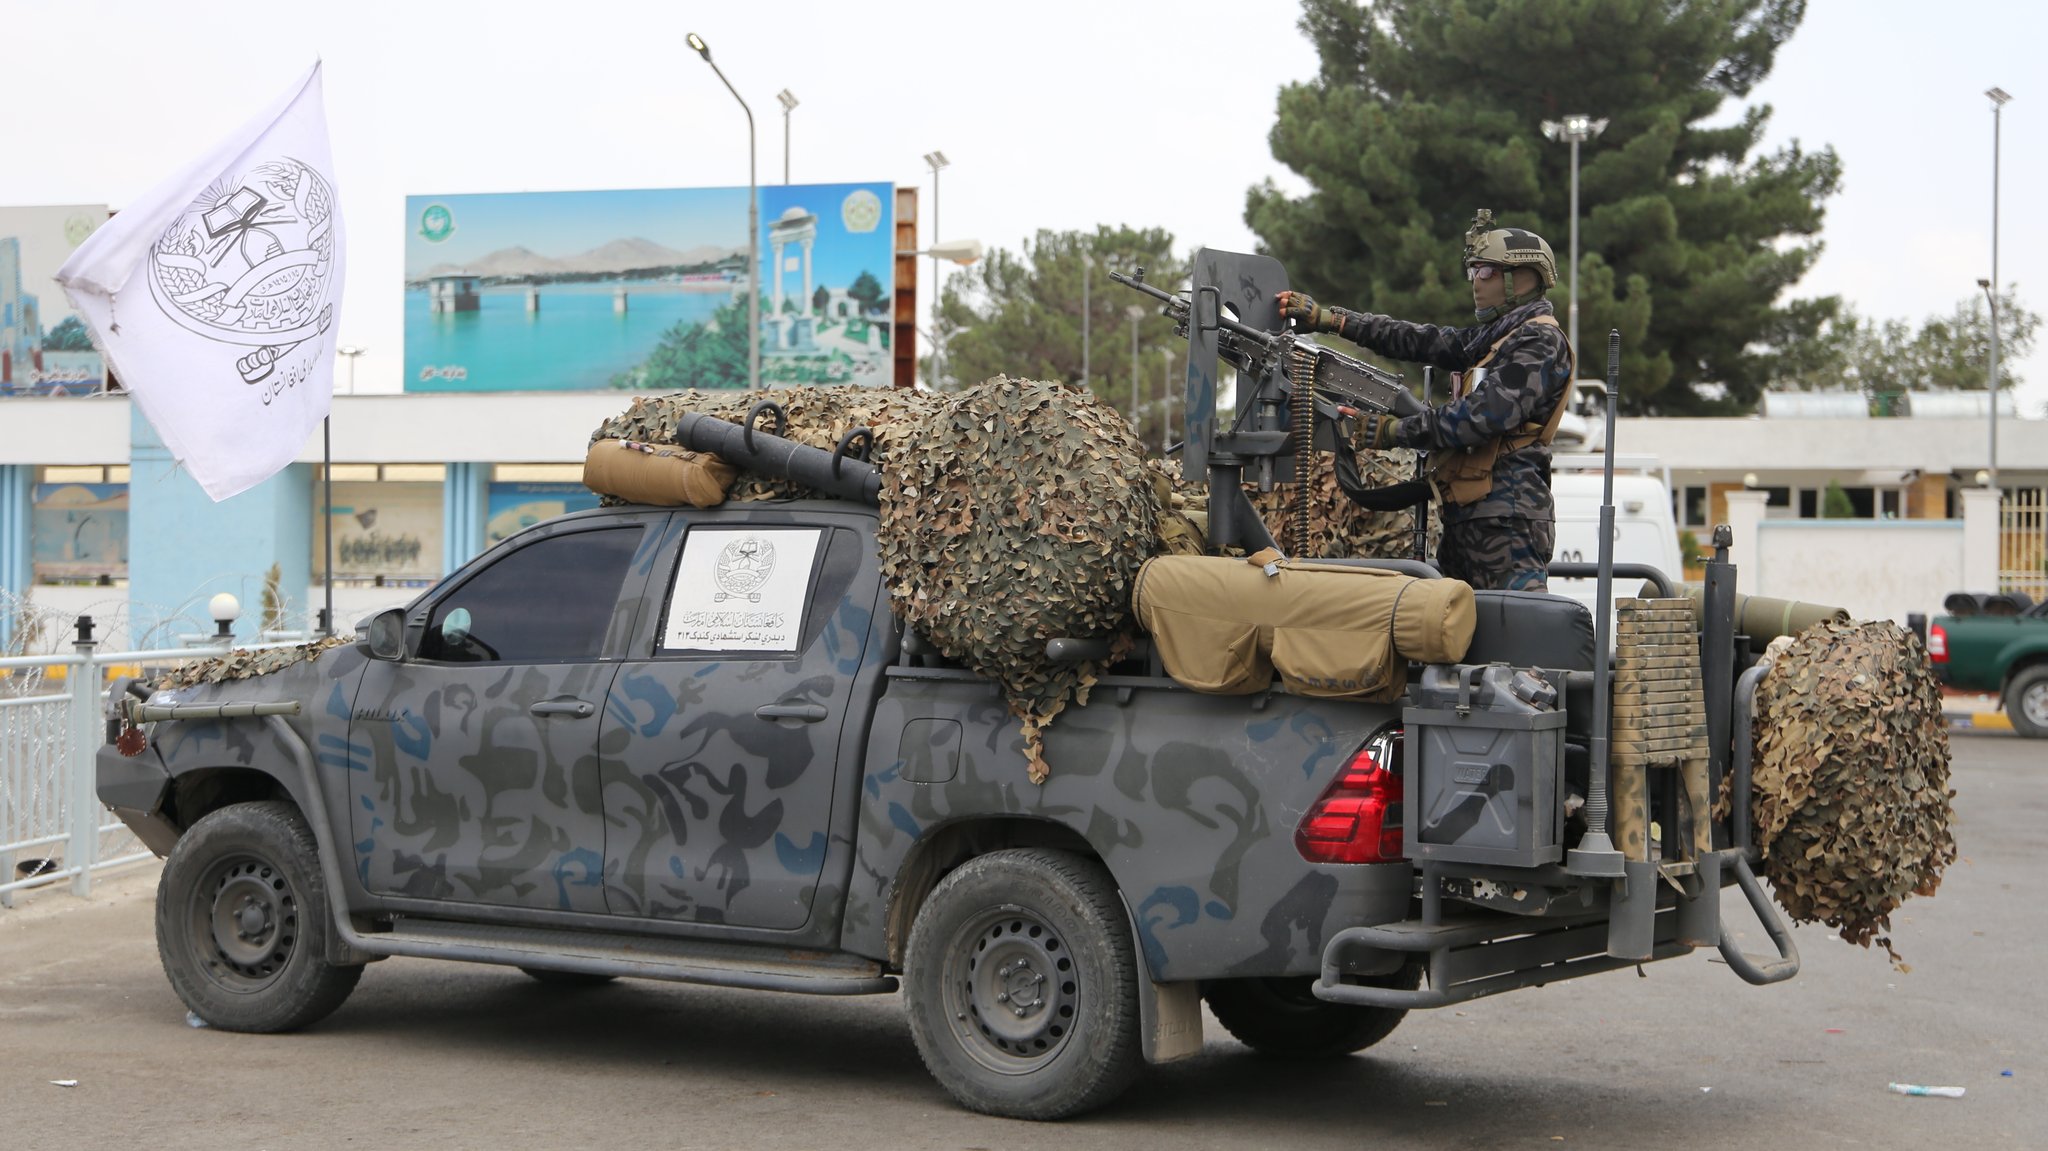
top-left (1986, 86), bottom-right (2011, 496)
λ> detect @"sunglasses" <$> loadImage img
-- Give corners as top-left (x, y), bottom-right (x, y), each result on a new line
top-left (1465, 264), bottom-right (1503, 282)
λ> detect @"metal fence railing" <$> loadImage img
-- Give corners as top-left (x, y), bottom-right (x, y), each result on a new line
top-left (2001, 486), bottom-right (2047, 604)
top-left (0, 620), bottom-right (300, 907)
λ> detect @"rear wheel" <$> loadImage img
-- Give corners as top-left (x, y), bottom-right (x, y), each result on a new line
top-left (1204, 968), bottom-right (1417, 1058)
top-left (902, 848), bottom-right (1142, 1120)
top-left (156, 801), bottom-right (361, 1032)
top-left (2008, 666), bottom-right (2048, 738)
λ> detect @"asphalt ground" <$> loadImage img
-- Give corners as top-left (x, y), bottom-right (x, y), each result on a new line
top-left (1, 730), bottom-right (2039, 1151)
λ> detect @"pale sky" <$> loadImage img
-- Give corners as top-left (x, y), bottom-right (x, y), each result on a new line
top-left (2, 0), bottom-right (2041, 415)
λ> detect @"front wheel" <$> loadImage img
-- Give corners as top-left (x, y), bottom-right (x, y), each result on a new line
top-left (156, 800), bottom-right (362, 1032)
top-left (2008, 666), bottom-right (2048, 738)
top-left (1204, 969), bottom-right (1417, 1058)
top-left (902, 848), bottom-right (1142, 1120)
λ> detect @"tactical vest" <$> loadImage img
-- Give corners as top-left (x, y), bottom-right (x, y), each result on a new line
top-left (1428, 314), bottom-right (1575, 507)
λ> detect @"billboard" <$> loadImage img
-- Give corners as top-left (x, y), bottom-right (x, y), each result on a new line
top-left (31, 483), bottom-right (128, 580)
top-left (403, 183), bottom-right (895, 393)
top-left (486, 482), bottom-right (601, 545)
top-left (316, 482), bottom-right (442, 582)
top-left (1, 204), bottom-right (110, 396)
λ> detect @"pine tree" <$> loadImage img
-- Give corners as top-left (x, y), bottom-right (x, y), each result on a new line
top-left (1247, 0), bottom-right (1841, 414)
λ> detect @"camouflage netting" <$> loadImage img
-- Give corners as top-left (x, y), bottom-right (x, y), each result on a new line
top-left (1733, 619), bottom-right (1957, 966)
top-left (590, 384), bottom-right (1418, 782)
top-left (1253, 445), bottom-right (1438, 561)
top-left (878, 378), bottom-right (1158, 783)
top-left (158, 637), bottom-right (350, 689)
top-left (592, 387), bottom-right (943, 502)
top-left (1164, 444), bottom-right (1435, 561)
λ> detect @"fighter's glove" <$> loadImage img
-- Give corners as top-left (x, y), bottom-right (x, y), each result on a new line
top-left (1359, 411), bottom-right (1401, 450)
top-left (1276, 290), bottom-right (1336, 333)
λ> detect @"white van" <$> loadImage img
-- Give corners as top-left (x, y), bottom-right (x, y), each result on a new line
top-left (1548, 455), bottom-right (1685, 639)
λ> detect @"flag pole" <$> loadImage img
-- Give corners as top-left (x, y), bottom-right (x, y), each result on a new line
top-left (322, 415), bottom-right (334, 637)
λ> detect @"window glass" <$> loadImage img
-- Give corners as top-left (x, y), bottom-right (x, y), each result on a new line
top-left (1798, 489), bottom-right (1819, 519)
top-left (420, 527), bottom-right (641, 663)
top-left (1681, 486), bottom-right (1707, 528)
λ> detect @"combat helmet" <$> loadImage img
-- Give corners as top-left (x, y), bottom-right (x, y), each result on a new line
top-left (1464, 209), bottom-right (1557, 321)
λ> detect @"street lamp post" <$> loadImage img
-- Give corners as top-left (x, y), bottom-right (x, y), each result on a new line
top-left (688, 33), bottom-right (759, 391)
top-left (1127, 304), bottom-right (1145, 430)
top-left (1986, 86), bottom-right (2012, 496)
top-left (776, 89), bottom-right (798, 184)
top-left (1541, 114), bottom-right (1609, 360)
top-left (1161, 347), bottom-right (1175, 453)
top-left (1080, 252), bottom-right (1092, 390)
top-left (923, 151), bottom-right (949, 386)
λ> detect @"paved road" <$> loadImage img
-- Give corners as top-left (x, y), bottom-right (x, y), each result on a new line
top-left (2, 732), bottom-right (2038, 1150)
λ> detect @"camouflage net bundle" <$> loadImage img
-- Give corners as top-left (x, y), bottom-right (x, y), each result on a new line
top-left (592, 387), bottom-right (944, 502)
top-left (1737, 619), bottom-right (1957, 965)
top-left (877, 378), bottom-right (1159, 783)
top-left (158, 637), bottom-right (350, 689)
top-left (1251, 445), bottom-right (1438, 561)
top-left (1163, 445), bottom-right (1436, 561)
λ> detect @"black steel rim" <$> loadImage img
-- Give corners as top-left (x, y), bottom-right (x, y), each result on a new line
top-left (186, 853), bottom-right (299, 994)
top-left (939, 904), bottom-right (1079, 1075)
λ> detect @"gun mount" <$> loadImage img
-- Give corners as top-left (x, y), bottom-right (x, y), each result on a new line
top-left (1114, 250), bottom-right (1425, 554)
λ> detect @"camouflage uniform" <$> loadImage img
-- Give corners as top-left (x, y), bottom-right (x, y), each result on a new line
top-left (1326, 298), bottom-right (1572, 591)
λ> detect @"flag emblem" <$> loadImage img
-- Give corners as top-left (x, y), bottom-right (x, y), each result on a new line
top-left (149, 159), bottom-right (338, 395)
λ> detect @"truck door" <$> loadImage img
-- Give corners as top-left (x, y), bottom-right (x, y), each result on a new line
top-left (597, 510), bottom-right (878, 929)
top-left (348, 516), bottom-right (662, 914)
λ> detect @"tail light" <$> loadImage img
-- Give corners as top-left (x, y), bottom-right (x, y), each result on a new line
top-left (1927, 624), bottom-right (1948, 663)
top-left (1296, 727), bottom-right (1406, 864)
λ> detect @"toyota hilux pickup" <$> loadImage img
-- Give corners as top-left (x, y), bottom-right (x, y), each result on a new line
top-left (96, 252), bottom-right (1801, 1120)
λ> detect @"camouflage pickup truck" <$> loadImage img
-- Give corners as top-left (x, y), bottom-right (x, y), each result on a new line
top-left (97, 253), bottom-right (1800, 1120)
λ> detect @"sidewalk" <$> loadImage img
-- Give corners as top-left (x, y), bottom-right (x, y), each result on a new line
top-left (1942, 690), bottom-right (2013, 732)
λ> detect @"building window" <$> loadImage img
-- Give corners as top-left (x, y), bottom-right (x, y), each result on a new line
top-left (1678, 486), bottom-right (1708, 528)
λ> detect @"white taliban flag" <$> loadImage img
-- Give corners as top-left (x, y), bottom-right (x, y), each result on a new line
top-left (57, 62), bottom-right (344, 501)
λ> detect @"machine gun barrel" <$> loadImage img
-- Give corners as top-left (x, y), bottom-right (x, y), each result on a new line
top-left (1112, 268), bottom-right (1423, 419)
top-left (1111, 268), bottom-right (1282, 353)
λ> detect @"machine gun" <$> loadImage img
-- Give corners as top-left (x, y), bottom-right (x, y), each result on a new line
top-left (1113, 252), bottom-right (1428, 555)
top-left (1111, 267), bottom-right (1421, 426)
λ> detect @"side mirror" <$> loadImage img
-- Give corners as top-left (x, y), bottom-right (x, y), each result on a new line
top-left (361, 607), bottom-right (407, 662)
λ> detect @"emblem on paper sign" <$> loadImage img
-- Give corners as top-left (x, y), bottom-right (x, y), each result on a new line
top-left (714, 536), bottom-right (777, 602)
top-left (148, 157), bottom-right (338, 392)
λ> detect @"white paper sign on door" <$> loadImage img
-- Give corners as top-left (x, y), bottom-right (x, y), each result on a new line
top-left (662, 527), bottom-right (823, 652)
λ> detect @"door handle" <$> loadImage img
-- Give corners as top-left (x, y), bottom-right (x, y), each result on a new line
top-left (754, 702), bottom-right (829, 723)
top-left (530, 699), bottom-right (596, 719)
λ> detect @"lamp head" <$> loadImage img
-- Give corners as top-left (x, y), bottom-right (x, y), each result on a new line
top-left (923, 150), bottom-right (949, 172)
top-left (687, 33), bottom-right (710, 61)
top-left (1742, 472), bottom-right (1760, 489)
top-left (776, 89), bottom-right (798, 111)
top-left (338, 344), bottom-right (366, 357)
top-left (1988, 86), bottom-right (2012, 107)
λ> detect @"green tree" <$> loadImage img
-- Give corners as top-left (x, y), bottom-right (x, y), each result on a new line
top-left (1821, 480), bottom-right (1855, 519)
top-left (933, 225), bottom-right (1187, 445)
top-left (616, 297), bottom-right (753, 390)
top-left (42, 315), bottom-right (93, 351)
top-left (1798, 287), bottom-right (2039, 409)
top-left (813, 285), bottom-right (832, 315)
top-left (848, 270), bottom-right (885, 314)
top-left (1247, 0), bottom-right (1841, 415)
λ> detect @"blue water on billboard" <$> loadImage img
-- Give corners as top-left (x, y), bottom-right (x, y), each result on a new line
top-left (403, 282), bottom-right (728, 392)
